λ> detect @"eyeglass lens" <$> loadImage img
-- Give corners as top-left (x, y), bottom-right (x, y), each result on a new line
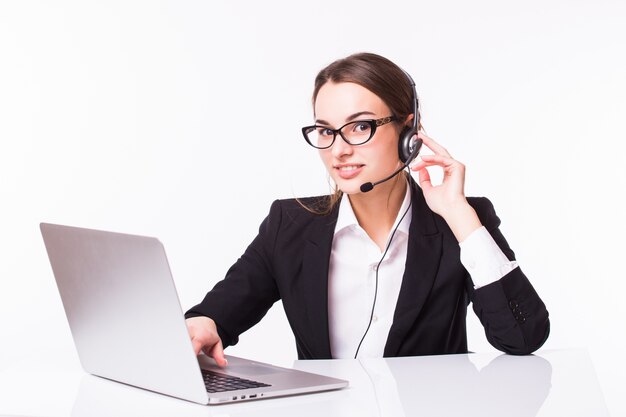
top-left (306, 121), bottom-right (373, 148)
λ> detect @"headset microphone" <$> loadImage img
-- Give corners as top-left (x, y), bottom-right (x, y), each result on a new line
top-left (359, 69), bottom-right (422, 194)
top-left (359, 148), bottom-right (415, 193)
top-left (359, 134), bottom-right (422, 193)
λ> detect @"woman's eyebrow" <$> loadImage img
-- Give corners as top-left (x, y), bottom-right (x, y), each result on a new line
top-left (315, 111), bottom-right (377, 126)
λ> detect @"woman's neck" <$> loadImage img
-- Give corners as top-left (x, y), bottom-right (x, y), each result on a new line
top-left (347, 174), bottom-right (408, 251)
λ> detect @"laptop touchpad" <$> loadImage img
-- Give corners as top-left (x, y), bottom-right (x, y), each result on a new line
top-left (229, 364), bottom-right (283, 376)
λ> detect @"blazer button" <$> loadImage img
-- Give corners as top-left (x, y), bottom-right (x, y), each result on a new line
top-left (509, 300), bottom-right (519, 311)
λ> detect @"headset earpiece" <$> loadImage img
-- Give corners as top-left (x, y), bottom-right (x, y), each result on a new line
top-left (398, 70), bottom-right (422, 165)
top-left (398, 126), bottom-right (422, 164)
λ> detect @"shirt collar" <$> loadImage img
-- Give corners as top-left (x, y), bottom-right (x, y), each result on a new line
top-left (334, 179), bottom-right (413, 237)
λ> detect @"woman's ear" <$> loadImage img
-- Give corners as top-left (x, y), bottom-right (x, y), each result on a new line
top-left (404, 113), bottom-right (414, 128)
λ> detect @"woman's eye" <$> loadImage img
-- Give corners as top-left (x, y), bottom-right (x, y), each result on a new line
top-left (353, 122), bottom-right (371, 133)
top-left (318, 128), bottom-right (334, 137)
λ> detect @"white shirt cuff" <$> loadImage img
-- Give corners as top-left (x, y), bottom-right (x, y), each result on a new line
top-left (459, 226), bottom-right (519, 289)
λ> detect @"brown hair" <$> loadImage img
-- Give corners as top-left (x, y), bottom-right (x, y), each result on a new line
top-left (299, 52), bottom-right (420, 215)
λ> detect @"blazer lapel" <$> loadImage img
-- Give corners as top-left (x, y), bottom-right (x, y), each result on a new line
top-left (384, 181), bottom-right (442, 357)
top-left (299, 208), bottom-right (338, 359)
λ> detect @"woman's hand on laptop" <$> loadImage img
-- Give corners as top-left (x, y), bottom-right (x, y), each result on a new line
top-left (185, 316), bottom-right (228, 367)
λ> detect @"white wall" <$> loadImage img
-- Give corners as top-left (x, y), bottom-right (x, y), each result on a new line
top-left (1, 0), bottom-right (624, 414)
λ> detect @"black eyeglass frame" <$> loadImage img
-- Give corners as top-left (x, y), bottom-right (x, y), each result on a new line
top-left (301, 116), bottom-right (398, 149)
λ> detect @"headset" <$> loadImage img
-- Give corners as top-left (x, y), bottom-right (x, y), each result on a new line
top-left (354, 68), bottom-right (421, 358)
top-left (359, 69), bottom-right (422, 193)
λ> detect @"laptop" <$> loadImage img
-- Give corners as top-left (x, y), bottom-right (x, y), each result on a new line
top-left (40, 223), bottom-right (348, 405)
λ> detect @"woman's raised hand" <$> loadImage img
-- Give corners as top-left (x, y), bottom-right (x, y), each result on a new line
top-left (409, 132), bottom-right (482, 242)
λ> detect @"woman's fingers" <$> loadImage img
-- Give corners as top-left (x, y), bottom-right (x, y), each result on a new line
top-left (206, 340), bottom-right (228, 367)
top-left (418, 132), bottom-right (451, 158)
top-left (192, 338), bottom-right (203, 355)
top-left (410, 154), bottom-right (458, 172)
top-left (418, 165), bottom-right (433, 192)
top-left (410, 154), bottom-right (466, 197)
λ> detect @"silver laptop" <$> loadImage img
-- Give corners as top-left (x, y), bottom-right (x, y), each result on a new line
top-left (40, 223), bottom-right (348, 405)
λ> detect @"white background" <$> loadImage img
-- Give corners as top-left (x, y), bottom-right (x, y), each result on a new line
top-left (1, 0), bottom-right (625, 414)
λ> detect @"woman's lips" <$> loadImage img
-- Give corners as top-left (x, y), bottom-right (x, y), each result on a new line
top-left (335, 164), bottom-right (364, 180)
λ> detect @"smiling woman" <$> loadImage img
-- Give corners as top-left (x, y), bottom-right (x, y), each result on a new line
top-left (314, 82), bottom-right (404, 198)
top-left (300, 53), bottom-right (422, 215)
top-left (184, 52), bottom-right (550, 362)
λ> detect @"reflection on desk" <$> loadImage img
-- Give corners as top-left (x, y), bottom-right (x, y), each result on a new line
top-left (0, 349), bottom-right (609, 417)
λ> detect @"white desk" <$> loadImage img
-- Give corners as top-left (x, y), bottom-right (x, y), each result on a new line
top-left (0, 349), bottom-right (608, 417)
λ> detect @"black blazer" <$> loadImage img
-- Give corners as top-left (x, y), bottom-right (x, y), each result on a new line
top-left (186, 180), bottom-right (550, 358)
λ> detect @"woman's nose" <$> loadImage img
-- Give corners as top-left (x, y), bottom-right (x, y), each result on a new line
top-left (331, 134), bottom-right (353, 158)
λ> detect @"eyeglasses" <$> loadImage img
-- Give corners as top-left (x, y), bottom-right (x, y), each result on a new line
top-left (301, 116), bottom-right (397, 149)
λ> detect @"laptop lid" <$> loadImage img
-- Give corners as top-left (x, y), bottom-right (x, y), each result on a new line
top-left (40, 222), bottom-right (212, 404)
top-left (40, 223), bottom-right (348, 405)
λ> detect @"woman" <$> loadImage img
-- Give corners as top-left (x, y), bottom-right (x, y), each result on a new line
top-left (185, 53), bottom-right (549, 366)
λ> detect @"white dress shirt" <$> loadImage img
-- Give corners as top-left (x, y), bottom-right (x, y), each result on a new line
top-left (327, 183), bottom-right (519, 359)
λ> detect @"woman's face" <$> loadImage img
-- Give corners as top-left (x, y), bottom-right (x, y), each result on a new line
top-left (314, 82), bottom-right (402, 195)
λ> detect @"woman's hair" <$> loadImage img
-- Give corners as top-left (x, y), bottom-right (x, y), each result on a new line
top-left (299, 52), bottom-right (420, 216)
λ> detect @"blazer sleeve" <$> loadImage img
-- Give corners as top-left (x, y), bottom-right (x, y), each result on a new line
top-left (467, 197), bottom-right (550, 355)
top-left (185, 200), bottom-right (282, 348)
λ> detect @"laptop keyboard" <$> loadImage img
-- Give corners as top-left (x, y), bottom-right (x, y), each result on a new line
top-left (201, 369), bottom-right (271, 393)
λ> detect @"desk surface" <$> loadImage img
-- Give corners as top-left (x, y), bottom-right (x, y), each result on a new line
top-left (0, 348), bottom-right (608, 417)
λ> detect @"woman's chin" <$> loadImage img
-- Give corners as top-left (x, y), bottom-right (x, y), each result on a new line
top-left (335, 180), bottom-right (365, 195)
